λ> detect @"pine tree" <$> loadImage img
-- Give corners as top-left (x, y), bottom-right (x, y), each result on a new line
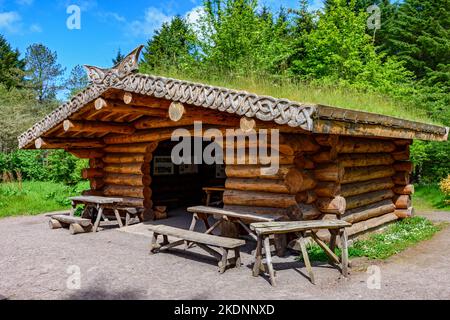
top-left (0, 34), bottom-right (25, 89)
top-left (141, 16), bottom-right (197, 73)
top-left (25, 44), bottom-right (65, 102)
top-left (65, 65), bottom-right (89, 97)
top-left (385, 0), bottom-right (450, 80)
top-left (112, 49), bottom-right (126, 66)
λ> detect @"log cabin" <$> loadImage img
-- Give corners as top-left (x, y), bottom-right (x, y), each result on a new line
top-left (18, 46), bottom-right (449, 240)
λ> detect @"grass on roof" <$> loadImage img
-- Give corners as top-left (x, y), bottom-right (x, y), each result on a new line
top-left (146, 70), bottom-right (438, 125)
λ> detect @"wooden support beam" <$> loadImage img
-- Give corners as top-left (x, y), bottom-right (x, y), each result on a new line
top-left (168, 102), bottom-right (185, 121)
top-left (66, 149), bottom-right (104, 159)
top-left (223, 190), bottom-right (297, 208)
top-left (103, 142), bottom-right (158, 154)
top-left (95, 98), bottom-right (169, 117)
top-left (63, 120), bottom-right (135, 134)
top-left (35, 138), bottom-right (105, 149)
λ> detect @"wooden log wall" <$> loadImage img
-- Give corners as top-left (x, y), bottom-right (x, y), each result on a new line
top-left (222, 133), bottom-right (414, 240)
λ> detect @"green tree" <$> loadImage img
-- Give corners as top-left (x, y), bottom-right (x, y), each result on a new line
top-left (200, 0), bottom-right (292, 75)
top-left (25, 44), bottom-right (65, 102)
top-left (385, 0), bottom-right (450, 80)
top-left (291, 0), bottom-right (411, 93)
top-left (141, 16), bottom-right (197, 73)
top-left (0, 34), bottom-right (25, 89)
top-left (65, 65), bottom-right (89, 97)
top-left (112, 49), bottom-right (125, 65)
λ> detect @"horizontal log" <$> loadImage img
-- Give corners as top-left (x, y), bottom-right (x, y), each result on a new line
top-left (290, 203), bottom-right (322, 220)
top-left (95, 99), bottom-right (169, 117)
top-left (224, 153), bottom-right (294, 165)
top-left (104, 173), bottom-right (151, 187)
top-left (314, 182), bottom-right (341, 198)
top-left (393, 139), bottom-right (413, 146)
top-left (81, 168), bottom-right (103, 179)
top-left (89, 158), bottom-right (104, 169)
top-left (393, 195), bottom-right (411, 209)
top-left (338, 153), bottom-right (394, 167)
top-left (295, 190), bottom-right (317, 204)
top-left (67, 149), bottom-right (104, 159)
top-left (342, 199), bottom-right (396, 224)
top-left (63, 120), bottom-right (135, 134)
top-left (103, 153), bottom-right (148, 164)
top-left (393, 161), bottom-right (413, 172)
top-left (103, 142), bottom-right (158, 154)
top-left (315, 134), bottom-right (339, 147)
top-left (225, 165), bottom-right (294, 179)
top-left (223, 190), bottom-right (297, 208)
top-left (51, 215), bottom-right (92, 227)
top-left (392, 171), bottom-right (410, 185)
top-left (392, 184), bottom-right (414, 195)
top-left (394, 207), bottom-right (414, 218)
top-left (316, 196), bottom-right (346, 215)
top-left (314, 163), bottom-right (344, 182)
top-left (346, 189), bottom-right (395, 210)
top-left (103, 163), bottom-right (148, 175)
top-left (103, 185), bottom-right (150, 199)
top-left (336, 137), bottom-right (396, 153)
top-left (312, 151), bottom-right (337, 163)
top-left (90, 178), bottom-right (104, 190)
top-left (70, 223), bottom-right (93, 235)
top-left (35, 138), bottom-right (105, 149)
top-left (391, 149), bottom-right (410, 161)
top-left (294, 155), bottom-right (315, 169)
top-left (341, 177), bottom-right (394, 197)
top-left (342, 165), bottom-right (395, 184)
top-left (225, 178), bottom-right (290, 194)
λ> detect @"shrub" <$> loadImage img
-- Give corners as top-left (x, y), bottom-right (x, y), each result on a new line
top-left (439, 175), bottom-right (450, 204)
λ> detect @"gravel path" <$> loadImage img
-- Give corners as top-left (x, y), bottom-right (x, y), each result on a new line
top-left (0, 210), bottom-right (449, 300)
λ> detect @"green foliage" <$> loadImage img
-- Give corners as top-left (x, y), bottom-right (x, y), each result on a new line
top-left (0, 34), bottom-right (25, 89)
top-left (0, 150), bottom-right (88, 185)
top-left (413, 184), bottom-right (450, 211)
top-left (411, 140), bottom-right (450, 183)
top-left (65, 65), bottom-right (89, 97)
top-left (0, 181), bottom-right (89, 217)
top-left (25, 43), bottom-right (65, 102)
top-left (112, 49), bottom-right (126, 65)
top-left (304, 216), bottom-right (444, 261)
top-left (141, 16), bottom-right (197, 74)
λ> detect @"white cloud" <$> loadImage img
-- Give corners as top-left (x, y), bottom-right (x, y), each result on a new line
top-left (16, 0), bottom-right (33, 5)
top-left (185, 6), bottom-right (205, 26)
top-left (0, 11), bottom-right (21, 33)
top-left (29, 23), bottom-right (42, 33)
top-left (127, 7), bottom-right (171, 37)
top-left (98, 11), bottom-right (126, 23)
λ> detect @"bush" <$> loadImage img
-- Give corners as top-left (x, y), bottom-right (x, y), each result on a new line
top-left (439, 175), bottom-right (450, 204)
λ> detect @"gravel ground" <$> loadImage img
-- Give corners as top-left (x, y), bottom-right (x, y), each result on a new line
top-left (0, 209), bottom-right (449, 300)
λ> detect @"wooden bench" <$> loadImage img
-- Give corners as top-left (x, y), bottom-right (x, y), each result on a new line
top-left (148, 225), bottom-right (246, 273)
top-left (48, 214), bottom-right (93, 235)
top-left (250, 220), bottom-right (352, 286)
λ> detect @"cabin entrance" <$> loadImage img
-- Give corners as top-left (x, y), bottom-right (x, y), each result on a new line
top-left (150, 138), bottom-right (226, 216)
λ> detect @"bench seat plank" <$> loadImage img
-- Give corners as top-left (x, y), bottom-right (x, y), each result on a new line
top-left (148, 225), bottom-right (245, 249)
top-left (70, 196), bottom-right (124, 204)
top-left (187, 206), bottom-right (279, 222)
top-left (52, 215), bottom-right (92, 227)
top-left (251, 220), bottom-right (351, 235)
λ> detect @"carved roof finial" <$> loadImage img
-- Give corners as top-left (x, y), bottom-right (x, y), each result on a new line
top-left (83, 45), bottom-right (144, 86)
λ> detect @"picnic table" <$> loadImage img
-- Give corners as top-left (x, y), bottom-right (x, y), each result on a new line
top-left (186, 206), bottom-right (282, 240)
top-left (202, 186), bottom-right (226, 206)
top-left (250, 220), bottom-right (351, 286)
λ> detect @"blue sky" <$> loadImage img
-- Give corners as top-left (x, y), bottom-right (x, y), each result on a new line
top-left (0, 0), bottom-right (323, 74)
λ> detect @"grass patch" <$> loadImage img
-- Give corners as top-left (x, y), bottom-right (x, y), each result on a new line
top-left (413, 184), bottom-right (450, 211)
top-left (148, 71), bottom-right (437, 125)
top-left (0, 181), bottom-right (89, 218)
top-left (304, 216), bottom-right (445, 261)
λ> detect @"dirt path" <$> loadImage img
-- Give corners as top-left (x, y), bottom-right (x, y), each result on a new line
top-left (0, 211), bottom-right (449, 300)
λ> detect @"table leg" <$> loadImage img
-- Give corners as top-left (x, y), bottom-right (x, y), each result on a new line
top-left (234, 248), bottom-right (241, 268)
top-left (218, 248), bottom-right (228, 273)
top-left (298, 233), bottom-right (315, 284)
top-left (70, 201), bottom-right (76, 217)
top-left (205, 192), bottom-right (211, 206)
top-left (113, 208), bottom-right (123, 228)
top-left (150, 232), bottom-right (159, 254)
top-left (339, 229), bottom-right (349, 277)
top-left (263, 236), bottom-right (276, 286)
top-left (93, 206), bottom-right (103, 232)
top-left (252, 236), bottom-right (263, 277)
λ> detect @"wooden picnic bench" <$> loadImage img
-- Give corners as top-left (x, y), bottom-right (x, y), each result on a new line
top-left (148, 225), bottom-right (246, 273)
top-left (49, 196), bottom-right (141, 234)
top-left (202, 186), bottom-right (226, 206)
top-left (250, 220), bottom-right (352, 286)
